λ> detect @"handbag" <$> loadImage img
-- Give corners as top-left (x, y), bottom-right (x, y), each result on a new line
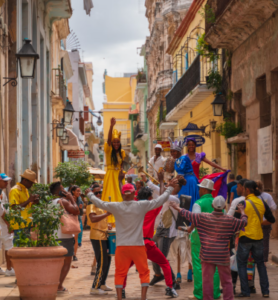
top-left (59, 200), bottom-right (81, 235)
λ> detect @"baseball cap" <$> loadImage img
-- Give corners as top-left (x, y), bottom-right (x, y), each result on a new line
top-left (121, 183), bottom-right (135, 195)
top-left (155, 144), bottom-right (163, 150)
top-left (212, 196), bottom-right (226, 210)
top-left (0, 173), bottom-right (12, 181)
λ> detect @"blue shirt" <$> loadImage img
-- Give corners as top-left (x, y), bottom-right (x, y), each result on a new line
top-left (231, 184), bottom-right (238, 200)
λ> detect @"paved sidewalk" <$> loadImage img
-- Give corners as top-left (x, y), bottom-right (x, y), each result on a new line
top-left (0, 230), bottom-right (278, 299)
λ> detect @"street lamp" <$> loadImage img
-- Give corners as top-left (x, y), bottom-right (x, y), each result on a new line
top-left (56, 123), bottom-right (64, 137)
top-left (3, 39), bottom-right (39, 86)
top-left (60, 129), bottom-right (67, 140)
top-left (97, 116), bottom-right (102, 126)
top-left (63, 100), bottom-right (75, 125)
top-left (62, 135), bottom-right (69, 145)
top-left (211, 93), bottom-right (225, 117)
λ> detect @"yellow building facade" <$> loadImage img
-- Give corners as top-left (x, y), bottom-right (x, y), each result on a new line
top-left (165, 0), bottom-right (229, 174)
top-left (102, 72), bottom-right (137, 156)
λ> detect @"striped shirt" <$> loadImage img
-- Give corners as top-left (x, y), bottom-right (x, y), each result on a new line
top-left (180, 209), bottom-right (248, 265)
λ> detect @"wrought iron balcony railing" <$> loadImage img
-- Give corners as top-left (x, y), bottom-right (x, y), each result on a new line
top-left (52, 68), bottom-right (67, 103)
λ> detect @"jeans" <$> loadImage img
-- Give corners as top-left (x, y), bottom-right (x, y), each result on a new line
top-left (237, 240), bottom-right (269, 295)
top-left (202, 262), bottom-right (233, 300)
top-left (152, 234), bottom-right (176, 282)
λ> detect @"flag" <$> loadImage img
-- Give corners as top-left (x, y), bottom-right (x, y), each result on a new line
top-left (200, 171), bottom-right (230, 199)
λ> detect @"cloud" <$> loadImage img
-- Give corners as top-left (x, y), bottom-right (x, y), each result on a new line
top-left (69, 0), bottom-right (149, 112)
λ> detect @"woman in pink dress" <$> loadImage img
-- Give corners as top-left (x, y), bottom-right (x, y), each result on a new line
top-left (186, 138), bottom-right (227, 179)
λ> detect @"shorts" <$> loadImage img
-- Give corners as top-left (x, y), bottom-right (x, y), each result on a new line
top-left (0, 234), bottom-right (13, 251)
top-left (56, 238), bottom-right (75, 257)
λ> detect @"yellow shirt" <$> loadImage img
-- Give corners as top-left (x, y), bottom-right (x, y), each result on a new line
top-left (9, 183), bottom-right (32, 230)
top-left (86, 204), bottom-right (108, 240)
top-left (104, 142), bottom-right (125, 170)
top-left (239, 194), bottom-right (265, 240)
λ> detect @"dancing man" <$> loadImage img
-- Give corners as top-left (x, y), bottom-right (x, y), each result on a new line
top-left (87, 184), bottom-right (113, 295)
top-left (85, 176), bottom-right (178, 300)
top-left (188, 179), bottom-right (221, 300)
top-left (123, 171), bottom-right (180, 298)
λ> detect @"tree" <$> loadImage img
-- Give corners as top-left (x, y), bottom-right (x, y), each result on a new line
top-left (54, 160), bottom-right (93, 187)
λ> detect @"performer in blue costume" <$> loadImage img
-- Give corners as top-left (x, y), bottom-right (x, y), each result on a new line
top-left (169, 138), bottom-right (199, 212)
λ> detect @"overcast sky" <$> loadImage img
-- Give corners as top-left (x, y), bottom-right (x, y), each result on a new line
top-left (69, 0), bottom-right (149, 116)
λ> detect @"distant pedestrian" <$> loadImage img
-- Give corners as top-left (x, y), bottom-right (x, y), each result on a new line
top-left (256, 180), bottom-right (277, 262)
top-left (227, 174), bottom-right (236, 207)
top-left (50, 182), bottom-right (79, 293)
top-left (0, 173), bottom-right (15, 276)
top-left (9, 169), bottom-right (39, 244)
top-left (236, 181), bottom-right (275, 298)
top-left (230, 175), bottom-right (243, 203)
top-left (170, 196), bottom-right (248, 300)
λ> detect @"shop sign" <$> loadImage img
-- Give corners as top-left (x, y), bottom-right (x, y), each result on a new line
top-left (157, 141), bottom-right (171, 152)
top-left (68, 150), bottom-right (85, 158)
top-left (184, 135), bottom-right (206, 147)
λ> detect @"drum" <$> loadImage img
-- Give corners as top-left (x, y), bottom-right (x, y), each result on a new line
top-left (107, 229), bottom-right (116, 256)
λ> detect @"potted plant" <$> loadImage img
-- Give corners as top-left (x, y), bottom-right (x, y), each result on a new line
top-left (5, 183), bottom-right (66, 300)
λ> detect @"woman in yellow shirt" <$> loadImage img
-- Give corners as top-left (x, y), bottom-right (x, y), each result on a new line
top-left (102, 118), bottom-right (125, 224)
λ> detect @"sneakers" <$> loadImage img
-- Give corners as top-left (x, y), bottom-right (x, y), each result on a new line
top-left (114, 289), bottom-right (126, 299)
top-left (0, 268), bottom-right (5, 275)
top-left (149, 275), bottom-right (165, 286)
top-left (5, 268), bottom-right (15, 277)
top-left (90, 288), bottom-right (108, 295)
top-left (73, 255), bottom-right (78, 261)
top-left (173, 282), bottom-right (181, 290)
top-left (165, 287), bottom-right (179, 298)
top-left (100, 285), bottom-right (113, 291)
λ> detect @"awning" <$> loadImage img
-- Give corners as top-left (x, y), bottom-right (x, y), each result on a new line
top-left (183, 122), bottom-right (205, 133)
top-left (59, 128), bottom-right (81, 151)
top-left (88, 167), bottom-right (106, 180)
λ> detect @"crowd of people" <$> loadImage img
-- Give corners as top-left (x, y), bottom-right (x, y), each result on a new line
top-left (0, 117), bottom-right (276, 300)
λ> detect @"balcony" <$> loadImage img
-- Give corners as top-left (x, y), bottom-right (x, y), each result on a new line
top-left (205, 0), bottom-right (278, 51)
top-left (136, 70), bottom-right (147, 87)
top-left (156, 69), bottom-right (173, 94)
top-left (166, 55), bottom-right (215, 122)
top-left (52, 68), bottom-right (67, 103)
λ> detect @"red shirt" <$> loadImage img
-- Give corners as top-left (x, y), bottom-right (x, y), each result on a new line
top-left (143, 206), bottom-right (162, 246)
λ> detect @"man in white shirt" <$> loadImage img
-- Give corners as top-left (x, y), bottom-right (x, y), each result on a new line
top-left (0, 173), bottom-right (15, 276)
top-left (149, 144), bottom-right (166, 180)
top-left (227, 179), bottom-right (247, 217)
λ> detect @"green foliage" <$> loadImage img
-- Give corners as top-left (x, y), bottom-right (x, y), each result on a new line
top-left (199, 167), bottom-right (210, 179)
top-left (54, 160), bottom-right (93, 188)
top-left (207, 69), bottom-right (222, 94)
top-left (4, 184), bottom-right (64, 248)
top-left (199, 4), bottom-right (216, 24)
top-left (196, 33), bottom-right (219, 62)
top-left (216, 119), bottom-right (243, 140)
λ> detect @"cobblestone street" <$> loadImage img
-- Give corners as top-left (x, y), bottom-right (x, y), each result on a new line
top-left (0, 231), bottom-right (277, 300)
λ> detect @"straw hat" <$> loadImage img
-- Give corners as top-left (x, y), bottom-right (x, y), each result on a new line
top-left (197, 179), bottom-right (215, 191)
top-left (20, 169), bottom-right (37, 183)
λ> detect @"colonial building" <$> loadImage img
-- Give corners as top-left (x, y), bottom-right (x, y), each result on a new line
top-left (144, 0), bottom-right (192, 157)
top-left (164, 0), bottom-right (229, 174)
top-left (7, 0), bottom-right (72, 184)
top-left (205, 0), bottom-right (278, 235)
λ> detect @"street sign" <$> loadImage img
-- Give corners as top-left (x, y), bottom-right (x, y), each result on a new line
top-left (68, 150), bottom-right (85, 158)
top-left (184, 135), bottom-right (206, 147)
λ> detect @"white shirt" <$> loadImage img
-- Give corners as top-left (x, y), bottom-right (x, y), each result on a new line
top-left (227, 196), bottom-right (245, 216)
top-left (87, 187), bottom-right (173, 246)
top-left (0, 192), bottom-right (13, 237)
top-left (147, 181), bottom-right (180, 238)
top-left (259, 192), bottom-right (277, 211)
top-left (149, 155), bottom-right (166, 180)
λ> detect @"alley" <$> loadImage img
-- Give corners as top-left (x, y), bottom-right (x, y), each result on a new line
top-left (0, 230), bottom-right (278, 300)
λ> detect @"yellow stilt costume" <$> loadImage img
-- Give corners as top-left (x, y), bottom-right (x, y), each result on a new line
top-left (101, 129), bottom-right (125, 224)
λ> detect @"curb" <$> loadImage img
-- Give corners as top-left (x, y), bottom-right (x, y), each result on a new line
top-left (272, 254), bottom-right (278, 264)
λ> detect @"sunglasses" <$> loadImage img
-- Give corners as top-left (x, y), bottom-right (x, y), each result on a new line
top-left (94, 191), bottom-right (102, 195)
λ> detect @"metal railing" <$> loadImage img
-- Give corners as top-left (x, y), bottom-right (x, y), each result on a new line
top-left (166, 54), bottom-right (220, 114)
top-left (52, 68), bottom-right (67, 102)
top-left (206, 0), bottom-right (232, 33)
top-left (137, 71), bottom-right (147, 83)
